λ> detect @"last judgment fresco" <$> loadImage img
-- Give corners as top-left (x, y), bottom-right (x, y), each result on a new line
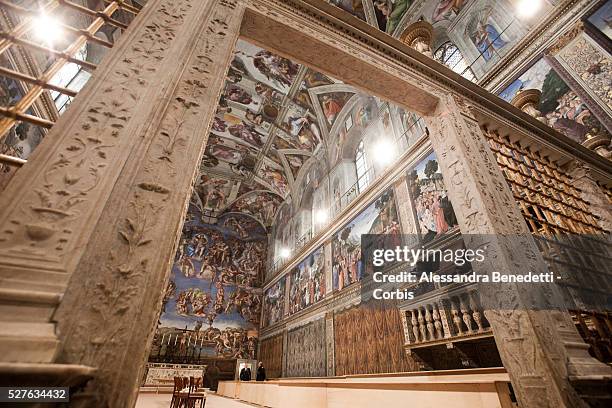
top-left (153, 199), bottom-right (266, 361)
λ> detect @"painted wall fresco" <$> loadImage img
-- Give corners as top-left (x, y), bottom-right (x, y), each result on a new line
top-left (432, 0), bottom-right (471, 23)
top-left (464, 6), bottom-right (507, 62)
top-left (285, 319), bottom-right (327, 377)
top-left (588, 0), bottom-right (612, 41)
top-left (407, 152), bottom-right (458, 242)
top-left (334, 302), bottom-right (415, 375)
top-left (262, 276), bottom-right (286, 327)
top-left (332, 188), bottom-right (400, 291)
top-left (288, 246), bottom-right (326, 314)
top-left (374, 0), bottom-right (413, 34)
top-left (227, 191), bottom-right (282, 226)
top-left (327, 96), bottom-right (378, 167)
top-left (498, 58), bottom-right (607, 143)
top-left (330, 0), bottom-right (367, 21)
top-left (259, 334), bottom-right (284, 378)
top-left (155, 204), bottom-right (266, 360)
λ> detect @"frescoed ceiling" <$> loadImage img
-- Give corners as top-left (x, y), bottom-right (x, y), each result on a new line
top-left (197, 39), bottom-right (358, 228)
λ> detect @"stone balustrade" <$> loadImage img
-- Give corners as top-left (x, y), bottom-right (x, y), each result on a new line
top-left (402, 290), bottom-right (491, 349)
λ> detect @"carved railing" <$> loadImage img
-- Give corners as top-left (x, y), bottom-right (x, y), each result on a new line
top-left (403, 290), bottom-right (491, 349)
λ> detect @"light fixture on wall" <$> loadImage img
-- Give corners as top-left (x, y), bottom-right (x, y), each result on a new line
top-left (516, 0), bottom-right (542, 19)
top-left (280, 247), bottom-right (291, 258)
top-left (32, 13), bottom-right (63, 45)
top-left (373, 138), bottom-right (395, 166)
top-left (314, 209), bottom-right (328, 224)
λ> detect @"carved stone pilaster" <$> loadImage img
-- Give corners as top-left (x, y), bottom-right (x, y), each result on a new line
top-left (325, 311), bottom-right (334, 376)
top-left (393, 177), bottom-right (418, 238)
top-left (427, 94), bottom-right (612, 408)
top-left (281, 328), bottom-right (288, 378)
top-left (324, 240), bottom-right (333, 296)
top-left (0, 0), bottom-right (245, 406)
top-left (569, 163), bottom-right (612, 232)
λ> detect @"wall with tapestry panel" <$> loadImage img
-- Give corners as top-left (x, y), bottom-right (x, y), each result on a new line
top-left (285, 319), bottom-right (327, 377)
top-left (259, 334), bottom-right (284, 379)
top-left (334, 302), bottom-right (416, 375)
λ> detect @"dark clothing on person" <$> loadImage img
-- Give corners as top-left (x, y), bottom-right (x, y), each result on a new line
top-left (256, 366), bottom-right (266, 381)
top-left (239, 367), bottom-right (251, 381)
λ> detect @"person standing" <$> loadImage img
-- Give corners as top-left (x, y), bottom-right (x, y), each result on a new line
top-left (256, 362), bottom-right (266, 381)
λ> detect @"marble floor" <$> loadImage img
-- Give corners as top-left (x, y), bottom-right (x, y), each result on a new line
top-left (135, 392), bottom-right (254, 408)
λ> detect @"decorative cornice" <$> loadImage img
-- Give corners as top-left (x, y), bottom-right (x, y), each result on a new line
top-left (547, 21), bottom-right (584, 55)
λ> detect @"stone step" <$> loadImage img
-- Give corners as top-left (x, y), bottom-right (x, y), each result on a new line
top-left (0, 287), bottom-right (61, 323)
top-left (0, 362), bottom-right (95, 387)
top-left (0, 322), bottom-right (59, 363)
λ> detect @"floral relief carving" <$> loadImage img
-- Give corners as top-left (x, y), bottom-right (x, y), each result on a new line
top-left (558, 34), bottom-right (611, 111)
top-left (55, 1), bottom-right (243, 406)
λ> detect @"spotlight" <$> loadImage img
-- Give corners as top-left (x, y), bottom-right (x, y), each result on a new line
top-left (373, 138), bottom-right (395, 166)
top-left (314, 209), bottom-right (328, 224)
top-left (32, 14), bottom-right (63, 45)
top-left (280, 248), bottom-right (291, 258)
top-left (516, 0), bottom-right (541, 19)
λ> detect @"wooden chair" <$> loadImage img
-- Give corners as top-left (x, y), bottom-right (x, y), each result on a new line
top-left (170, 377), bottom-right (188, 408)
top-left (190, 376), bottom-right (206, 408)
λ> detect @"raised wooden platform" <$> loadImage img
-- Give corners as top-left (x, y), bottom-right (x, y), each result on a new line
top-left (218, 368), bottom-right (516, 408)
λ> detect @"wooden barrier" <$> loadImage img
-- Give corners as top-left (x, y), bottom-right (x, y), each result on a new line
top-left (217, 368), bottom-right (515, 408)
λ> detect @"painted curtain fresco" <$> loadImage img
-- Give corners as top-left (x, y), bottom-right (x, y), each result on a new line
top-left (334, 302), bottom-right (415, 375)
top-left (285, 319), bottom-right (327, 377)
top-left (289, 246), bottom-right (326, 314)
top-left (258, 334), bottom-right (284, 378)
top-left (332, 188), bottom-right (400, 291)
top-left (498, 58), bottom-right (607, 143)
top-left (407, 152), bottom-right (458, 242)
top-left (262, 276), bottom-right (286, 327)
top-left (156, 203), bottom-right (266, 360)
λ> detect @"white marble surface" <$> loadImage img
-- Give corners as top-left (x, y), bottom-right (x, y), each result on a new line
top-left (135, 393), bottom-right (255, 408)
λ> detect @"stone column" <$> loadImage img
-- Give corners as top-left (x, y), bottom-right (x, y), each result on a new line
top-left (0, 0), bottom-right (245, 406)
top-left (426, 94), bottom-right (612, 408)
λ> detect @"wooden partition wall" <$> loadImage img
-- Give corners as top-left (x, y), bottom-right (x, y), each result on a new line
top-left (259, 334), bottom-right (284, 379)
top-left (334, 302), bottom-right (414, 375)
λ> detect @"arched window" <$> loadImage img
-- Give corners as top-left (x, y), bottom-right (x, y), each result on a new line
top-left (355, 140), bottom-right (370, 192)
top-left (434, 42), bottom-right (476, 82)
